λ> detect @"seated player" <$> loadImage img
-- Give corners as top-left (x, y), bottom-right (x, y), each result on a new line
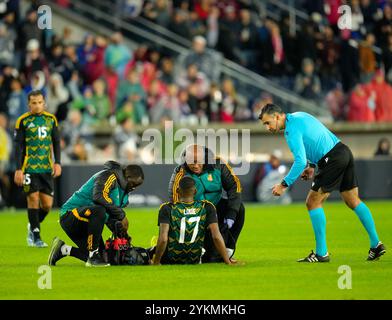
top-left (48, 161), bottom-right (144, 267)
top-left (152, 176), bottom-right (233, 265)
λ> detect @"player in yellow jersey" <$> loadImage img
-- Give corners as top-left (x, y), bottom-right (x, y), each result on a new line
top-left (14, 90), bottom-right (62, 247)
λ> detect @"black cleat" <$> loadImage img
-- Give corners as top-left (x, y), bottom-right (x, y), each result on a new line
top-left (297, 250), bottom-right (330, 263)
top-left (367, 242), bottom-right (386, 261)
top-left (86, 251), bottom-right (110, 267)
top-left (48, 237), bottom-right (65, 266)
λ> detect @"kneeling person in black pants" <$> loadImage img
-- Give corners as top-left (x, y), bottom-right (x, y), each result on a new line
top-left (48, 161), bottom-right (144, 267)
top-left (169, 145), bottom-right (245, 262)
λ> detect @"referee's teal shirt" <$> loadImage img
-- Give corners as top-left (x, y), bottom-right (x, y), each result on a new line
top-left (283, 112), bottom-right (340, 186)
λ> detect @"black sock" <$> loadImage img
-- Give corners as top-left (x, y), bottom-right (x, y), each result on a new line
top-left (28, 208), bottom-right (40, 233)
top-left (70, 247), bottom-right (88, 262)
top-left (38, 208), bottom-right (49, 223)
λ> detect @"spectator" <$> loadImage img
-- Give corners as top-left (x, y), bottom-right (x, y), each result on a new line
top-left (76, 33), bottom-right (95, 69)
top-left (158, 56), bottom-right (175, 85)
top-left (194, 0), bottom-right (212, 21)
top-left (46, 72), bottom-right (70, 121)
top-left (0, 65), bottom-right (17, 114)
top-left (189, 10), bottom-right (207, 38)
top-left (18, 8), bottom-right (43, 50)
top-left (236, 9), bottom-right (260, 71)
top-left (0, 23), bottom-right (15, 67)
top-left (48, 43), bottom-right (66, 76)
top-left (350, 0), bottom-right (365, 40)
top-left (61, 109), bottom-right (92, 146)
top-left (294, 58), bottom-right (321, 101)
top-left (177, 63), bottom-right (210, 99)
top-left (146, 78), bottom-right (167, 112)
top-left (62, 44), bottom-right (80, 84)
top-left (116, 100), bottom-right (136, 124)
top-left (150, 83), bottom-right (181, 123)
top-left (168, 9), bottom-right (191, 40)
top-left (359, 33), bottom-right (377, 82)
top-left (367, 69), bottom-right (392, 121)
top-left (374, 137), bottom-right (391, 156)
top-left (219, 78), bottom-right (246, 123)
top-left (113, 117), bottom-right (140, 161)
top-left (22, 38), bottom-right (49, 83)
top-left (382, 33), bottom-right (392, 83)
top-left (180, 35), bottom-right (218, 81)
top-left (264, 19), bottom-right (285, 76)
top-left (339, 30), bottom-right (360, 92)
top-left (6, 77), bottom-right (28, 129)
top-left (319, 25), bottom-right (340, 90)
top-left (83, 35), bottom-right (107, 85)
top-left (375, 4), bottom-right (392, 47)
top-left (217, 5), bottom-right (239, 61)
top-left (206, 6), bottom-right (220, 48)
top-left (68, 137), bottom-right (89, 162)
top-left (104, 32), bottom-right (132, 79)
top-left (254, 149), bottom-right (292, 204)
top-left (325, 83), bottom-right (346, 121)
top-left (91, 78), bottom-right (111, 120)
top-left (347, 83), bottom-right (375, 122)
top-left (143, 0), bottom-right (171, 28)
top-left (116, 68), bottom-right (147, 124)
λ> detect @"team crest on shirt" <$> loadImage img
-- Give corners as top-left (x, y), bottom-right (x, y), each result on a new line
top-left (184, 208), bottom-right (196, 215)
top-left (207, 174), bottom-right (213, 181)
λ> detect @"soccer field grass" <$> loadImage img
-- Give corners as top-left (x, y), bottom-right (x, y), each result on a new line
top-left (0, 201), bottom-right (391, 300)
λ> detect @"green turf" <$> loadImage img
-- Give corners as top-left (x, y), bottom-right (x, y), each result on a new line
top-left (0, 201), bottom-right (391, 300)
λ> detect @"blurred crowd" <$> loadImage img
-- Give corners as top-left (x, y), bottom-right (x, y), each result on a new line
top-left (131, 0), bottom-right (392, 121)
top-left (0, 0), bottom-right (392, 172)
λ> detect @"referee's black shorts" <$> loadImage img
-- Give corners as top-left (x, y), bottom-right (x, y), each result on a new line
top-left (311, 142), bottom-right (358, 193)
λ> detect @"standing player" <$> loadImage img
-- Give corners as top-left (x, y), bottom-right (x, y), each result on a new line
top-left (14, 90), bottom-right (62, 248)
top-left (153, 176), bottom-right (232, 265)
top-left (259, 103), bottom-right (385, 262)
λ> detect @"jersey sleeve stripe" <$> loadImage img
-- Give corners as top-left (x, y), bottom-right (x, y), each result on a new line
top-left (103, 174), bottom-right (116, 204)
top-left (173, 169), bottom-right (185, 203)
top-left (15, 112), bottom-right (31, 129)
top-left (224, 162), bottom-right (242, 193)
top-left (43, 111), bottom-right (59, 127)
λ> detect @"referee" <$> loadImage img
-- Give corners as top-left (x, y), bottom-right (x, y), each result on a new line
top-left (259, 103), bottom-right (385, 262)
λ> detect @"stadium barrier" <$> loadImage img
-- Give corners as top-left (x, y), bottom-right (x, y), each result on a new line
top-left (54, 160), bottom-right (392, 208)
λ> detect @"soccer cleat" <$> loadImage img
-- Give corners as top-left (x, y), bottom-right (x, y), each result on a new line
top-left (27, 223), bottom-right (34, 247)
top-left (86, 251), bottom-right (110, 267)
top-left (367, 242), bottom-right (386, 261)
top-left (297, 250), bottom-right (330, 263)
top-left (33, 239), bottom-right (48, 248)
top-left (48, 237), bottom-right (65, 266)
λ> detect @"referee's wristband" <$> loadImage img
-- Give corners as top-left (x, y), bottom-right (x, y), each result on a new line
top-left (281, 180), bottom-right (288, 188)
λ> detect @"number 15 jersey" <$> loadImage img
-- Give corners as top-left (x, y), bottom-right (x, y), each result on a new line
top-left (14, 111), bottom-right (60, 174)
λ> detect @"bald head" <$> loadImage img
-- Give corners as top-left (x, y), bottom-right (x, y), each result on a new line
top-left (184, 145), bottom-right (205, 174)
